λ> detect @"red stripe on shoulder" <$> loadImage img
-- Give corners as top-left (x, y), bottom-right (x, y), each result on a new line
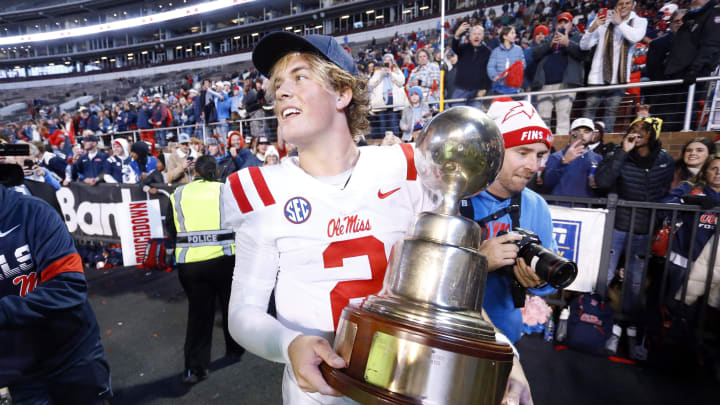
top-left (228, 172), bottom-right (253, 213)
top-left (399, 143), bottom-right (417, 181)
top-left (249, 167), bottom-right (276, 207)
top-left (41, 253), bottom-right (83, 282)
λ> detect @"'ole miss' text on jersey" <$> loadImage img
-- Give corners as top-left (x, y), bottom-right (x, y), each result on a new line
top-left (222, 144), bottom-right (433, 405)
top-left (0, 185), bottom-right (107, 387)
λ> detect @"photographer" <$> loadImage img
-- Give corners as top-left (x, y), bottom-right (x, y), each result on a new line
top-left (461, 100), bottom-right (559, 343)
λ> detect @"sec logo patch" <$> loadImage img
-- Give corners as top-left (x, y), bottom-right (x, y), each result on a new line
top-left (284, 197), bottom-right (311, 224)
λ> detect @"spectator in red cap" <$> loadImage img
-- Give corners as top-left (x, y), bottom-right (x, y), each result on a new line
top-left (523, 25), bottom-right (549, 90)
top-left (532, 12), bottom-right (588, 135)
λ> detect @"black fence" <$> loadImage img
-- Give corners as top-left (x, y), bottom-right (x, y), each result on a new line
top-left (544, 193), bottom-right (720, 347)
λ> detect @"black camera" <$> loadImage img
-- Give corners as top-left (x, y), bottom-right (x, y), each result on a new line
top-left (23, 159), bottom-right (34, 169)
top-left (497, 228), bottom-right (578, 307)
top-left (384, 62), bottom-right (391, 68)
top-left (0, 144), bottom-right (30, 187)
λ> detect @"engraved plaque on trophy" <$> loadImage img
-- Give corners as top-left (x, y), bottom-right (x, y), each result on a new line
top-left (321, 106), bottom-right (512, 405)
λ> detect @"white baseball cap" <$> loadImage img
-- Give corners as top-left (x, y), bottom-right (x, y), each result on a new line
top-left (571, 118), bottom-right (595, 131)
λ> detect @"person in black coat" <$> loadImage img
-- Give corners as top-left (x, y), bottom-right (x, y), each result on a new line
top-left (644, 9), bottom-right (686, 129)
top-left (450, 22), bottom-right (492, 106)
top-left (595, 117), bottom-right (675, 314)
top-left (663, 0), bottom-right (720, 131)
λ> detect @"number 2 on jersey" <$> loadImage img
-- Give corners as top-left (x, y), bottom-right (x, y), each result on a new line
top-left (323, 236), bottom-right (387, 329)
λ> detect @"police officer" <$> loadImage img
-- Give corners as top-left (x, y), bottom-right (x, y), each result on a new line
top-left (663, 0), bottom-right (720, 130)
top-left (170, 155), bottom-right (244, 384)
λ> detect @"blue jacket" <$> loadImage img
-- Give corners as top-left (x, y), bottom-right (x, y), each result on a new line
top-left (0, 185), bottom-right (107, 386)
top-left (544, 147), bottom-right (603, 198)
top-left (661, 182), bottom-right (720, 262)
top-left (216, 93), bottom-right (231, 121)
top-left (136, 106), bottom-right (151, 129)
top-left (466, 188), bottom-right (557, 343)
top-left (105, 155), bottom-right (132, 183)
top-left (74, 151), bottom-right (109, 180)
top-left (232, 148), bottom-right (262, 170)
top-left (487, 43), bottom-right (525, 94)
top-left (129, 156), bottom-right (158, 179)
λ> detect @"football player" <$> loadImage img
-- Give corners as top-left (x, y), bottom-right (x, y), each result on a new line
top-left (222, 32), bottom-right (533, 405)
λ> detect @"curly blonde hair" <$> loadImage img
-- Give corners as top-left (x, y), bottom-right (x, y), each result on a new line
top-left (268, 52), bottom-right (370, 137)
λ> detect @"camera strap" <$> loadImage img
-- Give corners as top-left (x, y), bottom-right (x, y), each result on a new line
top-left (460, 193), bottom-right (522, 238)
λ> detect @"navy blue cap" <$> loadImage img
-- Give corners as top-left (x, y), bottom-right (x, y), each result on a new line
top-left (252, 31), bottom-right (358, 77)
top-left (83, 134), bottom-right (99, 142)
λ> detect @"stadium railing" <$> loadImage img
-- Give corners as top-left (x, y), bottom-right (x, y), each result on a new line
top-left (100, 75), bottom-right (720, 146)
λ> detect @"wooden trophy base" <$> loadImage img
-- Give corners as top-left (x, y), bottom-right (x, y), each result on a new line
top-left (320, 305), bottom-right (513, 405)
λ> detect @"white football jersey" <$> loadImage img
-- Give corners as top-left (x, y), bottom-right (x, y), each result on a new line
top-left (222, 143), bottom-right (434, 405)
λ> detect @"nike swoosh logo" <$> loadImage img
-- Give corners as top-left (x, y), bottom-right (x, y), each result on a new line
top-left (0, 224), bottom-right (20, 238)
top-left (378, 187), bottom-right (401, 199)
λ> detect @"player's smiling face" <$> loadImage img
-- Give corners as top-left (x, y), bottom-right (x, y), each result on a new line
top-left (272, 54), bottom-right (341, 147)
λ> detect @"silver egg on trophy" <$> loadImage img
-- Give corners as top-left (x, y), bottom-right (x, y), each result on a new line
top-left (415, 106), bottom-right (505, 215)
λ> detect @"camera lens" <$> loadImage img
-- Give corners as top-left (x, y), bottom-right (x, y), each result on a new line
top-left (519, 244), bottom-right (578, 288)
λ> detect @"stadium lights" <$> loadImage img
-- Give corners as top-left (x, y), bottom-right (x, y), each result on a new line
top-left (127, 56), bottom-right (133, 60)
top-left (340, 15), bottom-right (349, 19)
top-left (123, 12), bottom-right (127, 15)
top-left (293, 29), bottom-right (301, 33)
top-left (204, 45), bottom-right (210, 49)
top-left (159, 5), bottom-right (163, 9)
top-left (285, 26), bottom-right (293, 30)
top-left (0, 0), bottom-right (255, 46)
top-left (233, 36), bottom-right (240, 39)
top-left (101, 56), bottom-right (107, 59)
top-left (251, 32), bottom-right (258, 36)
top-left (127, 52), bottom-right (133, 56)
top-left (366, 10), bottom-right (375, 14)
top-left (376, 15), bottom-right (384, 19)
top-left (65, 61), bottom-right (71, 64)
top-left (141, 50), bottom-right (148, 54)
top-left (110, 58), bottom-right (116, 62)
top-left (176, 45), bottom-right (183, 49)
top-left (14, 66), bottom-right (20, 69)
top-left (49, 62), bottom-right (54, 66)
top-left (315, 25), bottom-right (322, 29)
top-left (419, 6), bottom-right (429, 10)
top-left (402, 9), bottom-right (412, 14)
top-left (185, 48), bottom-right (192, 52)
top-left (194, 42), bottom-right (201, 46)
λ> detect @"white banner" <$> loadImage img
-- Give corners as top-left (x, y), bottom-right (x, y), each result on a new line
top-left (549, 205), bottom-right (609, 293)
top-left (115, 199), bottom-right (165, 266)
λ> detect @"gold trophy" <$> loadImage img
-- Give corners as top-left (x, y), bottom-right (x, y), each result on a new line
top-left (321, 106), bottom-right (512, 404)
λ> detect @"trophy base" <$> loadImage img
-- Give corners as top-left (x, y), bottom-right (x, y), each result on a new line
top-left (322, 305), bottom-right (513, 405)
top-left (320, 364), bottom-right (419, 405)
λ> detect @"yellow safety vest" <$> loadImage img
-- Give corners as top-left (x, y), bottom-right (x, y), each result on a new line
top-left (171, 180), bottom-right (235, 264)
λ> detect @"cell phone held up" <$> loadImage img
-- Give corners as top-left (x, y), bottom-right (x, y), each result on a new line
top-left (599, 8), bottom-right (608, 19)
